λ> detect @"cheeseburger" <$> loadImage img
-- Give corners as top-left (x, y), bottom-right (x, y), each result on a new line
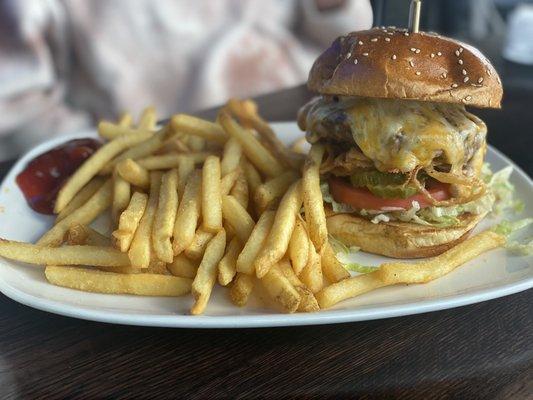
top-left (298, 27), bottom-right (503, 258)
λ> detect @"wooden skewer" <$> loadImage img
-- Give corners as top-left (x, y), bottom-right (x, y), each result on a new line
top-left (408, 0), bottom-right (422, 33)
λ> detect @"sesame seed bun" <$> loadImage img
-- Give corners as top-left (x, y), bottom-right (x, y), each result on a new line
top-left (308, 27), bottom-right (503, 108)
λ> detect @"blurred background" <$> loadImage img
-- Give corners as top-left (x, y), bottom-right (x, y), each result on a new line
top-left (0, 0), bottom-right (532, 161)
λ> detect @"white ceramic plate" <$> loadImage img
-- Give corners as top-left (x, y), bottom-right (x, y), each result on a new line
top-left (0, 123), bottom-right (531, 328)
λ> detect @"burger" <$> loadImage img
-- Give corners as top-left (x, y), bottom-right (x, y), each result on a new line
top-left (298, 27), bottom-right (503, 258)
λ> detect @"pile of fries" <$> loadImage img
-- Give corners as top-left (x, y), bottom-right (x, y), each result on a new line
top-left (0, 99), bottom-right (506, 314)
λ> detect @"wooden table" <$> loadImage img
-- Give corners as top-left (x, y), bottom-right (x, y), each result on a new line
top-left (0, 85), bottom-right (531, 399)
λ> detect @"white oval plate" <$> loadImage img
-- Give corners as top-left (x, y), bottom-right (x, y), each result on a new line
top-left (0, 122), bottom-right (531, 328)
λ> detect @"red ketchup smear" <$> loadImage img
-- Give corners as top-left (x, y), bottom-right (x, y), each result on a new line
top-left (16, 138), bottom-right (101, 215)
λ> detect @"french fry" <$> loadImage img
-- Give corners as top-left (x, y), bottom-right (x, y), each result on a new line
top-left (254, 170), bottom-right (299, 212)
top-left (221, 195), bottom-right (255, 244)
top-left (277, 261), bottom-right (319, 312)
top-left (147, 257), bottom-right (169, 275)
top-left (254, 181), bottom-right (303, 278)
top-left (56, 177), bottom-right (105, 222)
top-left (241, 158), bottom-right (262, 194)
top-left (377, 230), bottom-right (506, 285)
top-left (230, 273), bottom-right (254, 306)
top-left (299, 243), bottom-right (324, 294)
top-left (236, 211), bottom-right (275, 274)
top-left (128, 172), bottom-right (162, 268)
top-left (138, 106), bottom-right (157, 130)
top-left (316, 271), bottom-right (385, 309)
top-left (220, 137), bottom-right (242, 176)
top-left (201, 156), bottom-right (223, 233)
top-left (219, 113), bottom-right (283, 178)
top-left (0, 240), bottom-right (130, 267)
top-left (118, 112), bottom-right (133, 128)
top-left (45, 266), bottom-right (191, 296)
top-left (303, 144), bottom-right (327, 251)
top-left (157, 136), bottom-right (190, 154)
top-left (321, 242), bottom-right (350, 283)
top-left (137, 153), bottom-right (209, 170)
top-left (171, 114), bottom-right (227, 144)
top-left (184, 229), bottom-right (213, 261)
top-left (116, 159), bottom-right (150, 189)
top-left (65, 225), bottom-right (110, 247)
top-left (188, 135), bottom-right (206, 152)
top-left (260, 263), bottom-right (301, 313)
top-left (38, 180), bottom-right (113, 247)
top-left (112, 171), bottom-right (131, 222)
top-left (167, 254), bottom-right (199, 279)
top-left (191, 229), bottom-right (227, 314)
top-left (290, 136), bottom-right (308, 154)
top-left (220, 169), bottom-right (240, 195)
top-left (172, 170), bottom-right (202, 255)
top-left (288, 219), bottom-right (309, 276)
top-left (112, 192), bottom-right (148, 252)
top-left (177, 157), bottom-right (195, 198)
top-left (218, 236), bottom-right (240, 286)
top-left (55, 131), bottom-right (152, 212)
top-left (152, 169), bottom-right (179, 263)
top-left (97, 121), bottom-right (153, 141)
top-left (230, 172), bottom-right (248, 209)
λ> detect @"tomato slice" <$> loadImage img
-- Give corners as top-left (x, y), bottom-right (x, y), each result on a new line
top-left (329, 177), bottom-right (450, 211)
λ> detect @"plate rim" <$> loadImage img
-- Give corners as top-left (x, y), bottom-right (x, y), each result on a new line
top-left (0, 124), bottom-right (531, 328)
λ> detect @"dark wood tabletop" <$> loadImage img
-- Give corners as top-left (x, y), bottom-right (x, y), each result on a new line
top-left (0, 84), bottom-right (531, 400)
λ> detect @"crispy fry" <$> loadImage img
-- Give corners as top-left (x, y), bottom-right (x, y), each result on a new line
top-left (98, 121), bottom-right (153, 140)
top-left (116, 159), bottom-right (150, 189)
top-left (167, 254), bottom-right (199, 279)
top-left (55, 131), bottom-right (152, 212)
top-left (201, 156), bottom-right (223, 233)
top-left (56, 177), bottom-right (105, 222)
top-left (230, 273), bottom-right (254, 307)
top-left (277, 260), bottom-right (319, 312)
top-left (152, 169), bottom-right (179, 262)
top-left (288, 219), bottom-right (309, 276)
top-left (236, 211), bottom-right (275, 274)
top-left (172, 170), bottom-right (202, 255)
top-left (290, 136), bottom-right (308, 154)
top-left (220, 169), bottom-right (240, 195)
top-left (118, 112), bottom-right (133, 128)
top-left (221, 195), bottom-right (255, 244)
top-left (138, 106), bottom-right (157, 130)
top-left (112, 172), bottom-right (131, 222)
top-left (65, 225), bottom-right (110, 247)
top-left (38, 180), bottom-right (113, 247)
top-left (230, 172), bottom-right (248, 209)
top-left (261, 262), bottom-right (301, 313)
top-left (184, 229), bottom-right (214, 261)
top-left (303, 144), bottom-right (327, 251)
top-left (220, 137), bottom-right (242, 176)
top-left (321, 242), bottom-right (350, 283)
top-left (45, 266), bottom-right (191, 296)
top-left (254, 181), bottom-right (303, 278)
top-left (377, 230), bottom-right (506, 284)
top-left (299, 243), bottom-right (324, 294)
top-left (112, 192), bottom-right (148, 252)
top-left (218, 236), bottom-right (240, 286)
top-left (137, 153), bottom-right (209, 170)
top-left (316, 271), bottom-right (385, 309)
top-left (241, 158), bottom-right (262, 194)
top-left (177, 157), bottom-right (195, 198)
top-left (188, 135), bottom-right (206, 152)
top-left (171, 114), bottom-right (227, 144)
top-left (0, 240), bottom-right (130, 267)
top-left (128, 172), bottom-right (162, 268)
top-left (157, 136), bottom-right (190, 154)
top-left (254, 171), bottom-right (299, 212)
top-left (191, 229), bottom-right (227, 314)
top-left (219, 113), bottom-right (283, 178)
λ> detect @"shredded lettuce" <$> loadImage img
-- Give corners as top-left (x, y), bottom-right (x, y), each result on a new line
top-left (492, 218), bottom-right (533, 255)
top-left (485, 165), bottom-right (523, 214)
top-left (328, 235), bottom-right (360, 255)
top-left (343, 263), bottom-right (378, 274)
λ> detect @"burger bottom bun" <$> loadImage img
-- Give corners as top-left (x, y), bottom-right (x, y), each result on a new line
top-left (326, 212), bottom-right (488, 259)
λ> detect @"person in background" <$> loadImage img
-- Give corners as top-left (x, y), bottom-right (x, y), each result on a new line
top-left (0, 0), bottom-right (372, 160)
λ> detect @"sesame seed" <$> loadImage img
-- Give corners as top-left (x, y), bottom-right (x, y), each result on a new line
top-left (441, 73), bottom-right (447, 79)
top-left (371, 38), bottom-right (378, 42)
top-left (389, 26), bottom-right (397, 29)
top-left (362, 52), bottom-right (369, 56)
top-left (455, 50), bottom-right (460, 57)
top-left (458, 59), bottom-right (464, 65)
top-left (431, 53), bottom-right (435, 58)
top-left (354, 59), bottom-right (358, 64)
top-left (358, 41), bottom-right (363, 45)
top-left (391, 54), bottom-right (397, 60)
top-left (478, 77), bottom-right (484, 84)
top-left (464, 76), bottom-right (470, 83)
top-left (459, 47), bottom-right (464, 53)
top-left (385, 37), bottom-right (391, 42)
top-left (346, 52), bottom-right (352, 59)
top-left (416, 71), bottom-right (421, 76)
top-left (409, 61), bottom-right (415, 67)
top-left (465, 95), bottom-right (472, 101)
top-left (410, 48), bottom-right (416, 52)
top-left (437, 52), bottom-right (442, 56)
top-left (451, 83), bottom-right (459, 88)
top-left (387, 32), bottom-right (394, 36)
top-left (415, 49), bottom-right (421, 54)
top-left (487, 69), bottom-right (492, 76)
top-left (404, 32), bottom-right (409, 36)
top-left (462, 69), bottom-right (467, 76)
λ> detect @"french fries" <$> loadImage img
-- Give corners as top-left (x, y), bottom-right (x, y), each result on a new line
top-left (277, 261), bottom-right (319, 312)
top-left (191, 230), bottom-right (226, 314)
top-left (218, 237), bottom-right (240, 286)
top-left (288, 219), bottom-right (309, 276)
top-left (172, 171), bottom-right (202, 255)
top-left (254, 181), bottom-right (303, 278)
top-left (65, 225), bottom-right (110, 247)
top-left (112, 172), bottom-right (131, 222)
top-left (118, 112), bottom-right (133, 128)
top-left (45, 266), bottom-right (191, 296)
top-left (113, 192), bottom-right (148, 252)
top-left (299, 244), bottom-right (324, 294)
top-left (230, 172), bottom-right (248, 209)
top-left (152, 169), bottom-right (179, 262)
top-left (241, 159), bottom-right (262, 194)
top-left (184, 229), bottom-right (214, 261)
top-left (98, 121), bottom-right (153, 141)
top-left (177, 157), bottom-right (195, 198)
top-left (171, 114), bottom-right (227, 144)
top-left (261, 262), bottom-right (301, 313)
top-left (55, 131), bottom-right (152, 213)
top-left (236, 211), bottom-right (275, 275)
top-left (254, 171), bottom-right (299, 212)
top-left (221, 137), bottom-right (242, 176)
top-left (201, 156), bottom-right (223, 233)
top-left (321, 242), bottom-right (350, 283)
top-left (302, 144), bottom-right (327, 252)
top-left (116, 159), bottom-right (150, 189)
top-left (221, 195), bottom-right (254, 244)
top-left (230, 273), bottom-right (254, 307)
top-left (56, 177), bottom-right (105, 222)
top-left (167, 254), bottom-right (199, 279)
top-left (138, 106), bottom-right (157, 130)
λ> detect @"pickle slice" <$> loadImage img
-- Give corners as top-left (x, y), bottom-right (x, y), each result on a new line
top-left (367, 184), bottom-right (419, 199)
top-left (350, 171), bottom-right (407, 187)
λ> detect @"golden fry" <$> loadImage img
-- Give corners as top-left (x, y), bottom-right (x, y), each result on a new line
top-left (220, 137), bottom-right (242, 176)
top-left (184, 229), bottom-right (214, 261)
top-left (236, 211), bottom-right (275, 275)
top-left (56, 177), bottom-right (105, 222)
top-left (118, 112), bottom-right (133, 128)
top-left (116, 159), bottom-right (150, 189)
top-left (65, 225), bottom-right (110, 247)
top-left (277, 261), bottom-right (319, 312)
top-left (254, 170), bottom-right (299, 212)
top-left (241, 158), bottom-right (262, 194)
top-left (230, 272), bottom-right (254, 307)
top-left (152, 169), bottom-right (179, 263)
top-left (218, 236), bottom-right (241, 286)
top-left (112, 192), bottom-right (148, 252)
top-left (220, 169), bottom-right (240, 196)
top-left (299, 243), bottom-right (324, 294)
top-left (167, 254), bottom-right (199, 279)
top-left (221, 195), bottom-right (255, 244)
top-left (138, 106), bottom-right (157, 130)
top-left (288, 219), bottom-right (309, 276)
top-left (98, 121), bottom-right (153, 140)
top-left (177, 157), bottom-right (195, 199)
top-left (172, 170), bottom-right (202, 255)
top-left (171, 114), bottom-right (227, 144)
top-left (201, 156), bottom-right (222, 233)
top-left (321, 242), bottom-right (350, 283)
top-left (261, 263), bottom-right (301, 313)
top-left (112, 172), bottom-right (131, 222)
top-left (303, 144), bottom-right (327, 251)
top-left (230, 172), bottom-right (248, 209)
top-left (137, 153), bottom-right (209, 170)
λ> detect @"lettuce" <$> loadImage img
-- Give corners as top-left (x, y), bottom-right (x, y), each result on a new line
top-left (492, 218), bottom-right (533, 255)
top-left (329, 235), bottom-right (360, 255)
top-left (343, 263), bottom-right (378, 274)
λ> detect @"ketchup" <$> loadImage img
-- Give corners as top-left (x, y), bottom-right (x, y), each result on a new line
top-left (16, 138), bottom-right (101, 214)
